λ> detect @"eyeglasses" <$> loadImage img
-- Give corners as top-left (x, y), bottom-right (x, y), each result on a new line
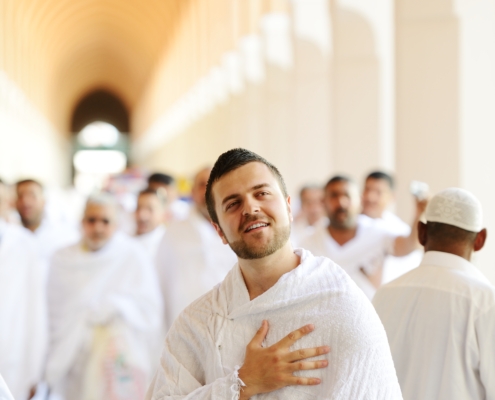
top-left (85, 217), bottom-right (111, 225)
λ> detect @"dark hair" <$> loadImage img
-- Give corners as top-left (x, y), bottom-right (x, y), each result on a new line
top-left (205, 148), bottom-right (288, 224)
top-left (147, 173), bottom-right (175, 186)
top-left (16, 179), bottom-right (43, 190)
top-left (324, 175), bottom-right (353, 191)
top-left (427, 222), bottom-right (477, 246)
top-left (366, 171), bottom-right (394, 189)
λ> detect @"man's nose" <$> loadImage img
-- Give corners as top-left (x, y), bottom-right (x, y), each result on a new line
top-left (242, 197), bottom-right (260, 216)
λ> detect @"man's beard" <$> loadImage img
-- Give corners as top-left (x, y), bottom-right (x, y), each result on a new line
top-left (226, 222), bottom-right (291, 260)
top-left (329, 207), bottom-right (356, 229)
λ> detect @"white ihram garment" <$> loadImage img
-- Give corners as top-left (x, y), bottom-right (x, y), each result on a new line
top-left (147, 248), bottom-right (402, 399)
top-left (373, 251), bottom-right (495, 400)
top-left (301, 215), bottom-right (394, 299)
top-left (156, 210), bottom-right (236, 330)
top-left (0, 220), bottom-right (48, 400)
top-left (372, 211), bottom-right (422, 284)
top-left (45, 232), bottom-right (163, 399)
top-left (135, 225), bottom-right (166, 260)
top-left (0, 374), bottom-right (14, 400)
top-left (32, 217), bottom-right (80, 271)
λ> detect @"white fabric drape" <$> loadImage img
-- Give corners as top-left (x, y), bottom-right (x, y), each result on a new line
top-left (155, 210), bottom-right (236, 330)
top-left (373, 251), bottom-right (495, 400)
top-left (45, 232), bottom-right (163, 399)
top-left (147, 248), bottom-right (402, 399)
top-left (0, 220), bottom-right (48, 400)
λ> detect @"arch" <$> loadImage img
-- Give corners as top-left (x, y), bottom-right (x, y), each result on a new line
top-left (71, 89), bottom-right (129, 133)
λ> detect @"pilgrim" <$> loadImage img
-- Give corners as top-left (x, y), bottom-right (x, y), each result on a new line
top-left (135, 188), bottom-right (167, 260)
top-left (45, 194), bottom-right (163, 400)
top-left (0, 180), bottom-right (48, 400)
top-left (15, 179), bottom-right (79, 271)
top-left (373, 188), bottom-right (495, 400)
top-left (146, 149), bottom-right (401, 399)
top-left (155, 167), bottom-right (236, 330)
top-left (301, 175), bottom-right (425, 298)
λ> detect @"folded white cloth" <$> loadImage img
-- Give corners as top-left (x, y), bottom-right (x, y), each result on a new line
top-left (147, 248), bottom-right (402, 399)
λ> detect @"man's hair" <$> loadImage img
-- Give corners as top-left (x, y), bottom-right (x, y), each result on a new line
top-left (205, 148), bottom-right (288, 224)
top-left (85, 192), bottom-right (118, 211)
top-left (426, 222), bottom-right (477, 246)
top-left (148, 173), bottom-right (175, 186)
top-left (324, 175), bottom-right (353, 191)
top-left (366, 171), bottom-right (395, 190)
top-left (16, 179), bottom-right (43, 190)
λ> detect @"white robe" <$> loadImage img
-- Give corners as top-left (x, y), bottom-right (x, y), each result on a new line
top-left (0, 374), bottom-right (14, 400)
top-left (32, 217), bottom-right (80, 271)
top-left (301, 215), bottom-right (395, 299)
top-left (156, 210), bottom-right (237, 330)
top-left (135, 225), bottom-right (166, 261)
top-left (45, 232), bottom-right (163, 400)
top-left (0, 220), bottom-right (48, 400)
top-left (373, 251), bottom-right (495, 400)
top-left (147, 248), bottom-right (402, 399)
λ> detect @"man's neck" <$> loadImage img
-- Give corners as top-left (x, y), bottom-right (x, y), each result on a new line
top-left (328, 224), bottom-right (358, 246)
top-left (425, 244), bottom-right (473, 262)
top-left (23, 218), bottom-right (42, 233)
top-left (239, 242), bottom-right (300, 301)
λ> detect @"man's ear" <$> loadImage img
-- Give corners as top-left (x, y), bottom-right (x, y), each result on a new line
top-left (211, 221), bottom-right (229, 245)
top-left (474, 228), bottom-right (487, 252)
top-left (418, 221), bottom-right (427, 247)
top-left (287, 195), bottom-right (293, 222)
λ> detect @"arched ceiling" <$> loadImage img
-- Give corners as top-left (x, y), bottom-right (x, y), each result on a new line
top-left (1, 0), bottom-right (191, 132)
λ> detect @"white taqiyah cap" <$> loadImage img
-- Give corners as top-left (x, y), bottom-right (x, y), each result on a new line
top-left (425, 188), bottom-right (483, 232)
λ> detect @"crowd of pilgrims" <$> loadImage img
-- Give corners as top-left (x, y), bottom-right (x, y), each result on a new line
top-left (0, 162), bottom-right (493, 400)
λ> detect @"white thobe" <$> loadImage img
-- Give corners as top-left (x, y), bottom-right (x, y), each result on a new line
top-left (32, 217), bottom-right (80, 270)
top-left (170, 199), bottom-right (190, 221)
top-left (290, 216), bottom-right (329, 247)
top-left (156, 210), bottom-right (237, 330)
top-left (0, 220), bottom-right (48, 400)
top-left (373, 251), bottom-right (495, 400)
top-left (301, 215), bottom-right (394, 299)
top-left (135, 225), bottom-right (166, 261)
top-left (146, 248), bottom-right (402, 399)
top-left (0, 374), bottom-right (14, 400)
top-left (371, 211), bottom-right (422, 284)
top-left (45, 232), bottom-right (163, 400)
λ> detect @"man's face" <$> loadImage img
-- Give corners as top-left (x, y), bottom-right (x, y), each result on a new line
top-left (300, 188), bottom-right (325, 226)
top-left (362, 178), bottom-right (393, 219)
top-left (324, 180), bottom-right (360, 229)
top-left (82, 204), bottom-right (117, 251)
top-left (135, 193), bottom-right (164, 235)
top-left (148, 182), bottom-right (177, 203)
top-left (191, 168), bottom-right (211, 219)
top-left (211, 162), bottom-right (292, 260)
top-left (16, 182), bottom-right (45, 227)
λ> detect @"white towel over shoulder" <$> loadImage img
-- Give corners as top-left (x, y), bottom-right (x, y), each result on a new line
top-left (147, 248), bottom-right (402, 399)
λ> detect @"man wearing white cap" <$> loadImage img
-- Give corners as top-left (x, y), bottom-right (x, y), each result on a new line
top-left (373, 188), bottom-right (495, 400)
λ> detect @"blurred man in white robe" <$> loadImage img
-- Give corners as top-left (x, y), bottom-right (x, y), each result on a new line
top-left (45, 194), bottom-right (163, 400)
top-left (147, 148), bottom-right (401, 399)
top-left (135, 189), bottom-right (166, 260)
top-left (0, 180), bottom-right (48, 400)
top-left (373, 188), bottom-right (495, 400)
top-left (16, 179), bottom-right (79, 272)
top-left (156, 167), bottom-right (237, 330)
top-left (290, 184), bottom-right (327, 246)
top-left (147, 173), bottom-right (189, 222)
top-left (302, 175), bottom-right (426, 299)
top-left (361, 171), bottom-right (423, 283)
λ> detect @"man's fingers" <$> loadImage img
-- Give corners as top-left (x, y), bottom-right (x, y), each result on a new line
top-left (288, 359), bottom-right (328, 372)
top-left (287, 376), bottom-right (322, 386)
top-left (286, 346), bottom-right (330, 362)
top-left (277, 324), bottom-right (315, 348)
top-left (249, 320), bottom-right (269, 347)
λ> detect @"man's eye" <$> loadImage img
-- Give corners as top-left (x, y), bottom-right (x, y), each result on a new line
top-left (226, 201), bottom-right (238, 210)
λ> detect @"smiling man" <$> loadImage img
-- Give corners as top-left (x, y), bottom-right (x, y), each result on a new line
top-left (146, 149), bottom-right (401, 400)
